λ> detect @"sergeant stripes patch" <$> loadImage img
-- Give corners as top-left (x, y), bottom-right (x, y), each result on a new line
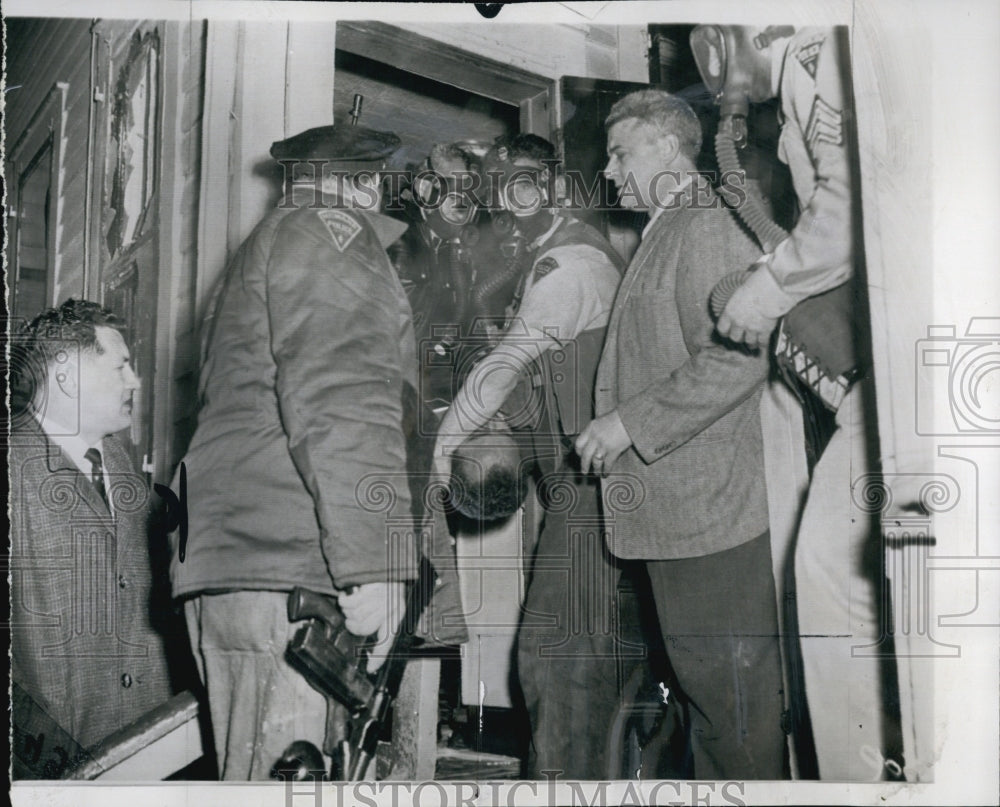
top-left (804, 96), bottom-right (844, 151)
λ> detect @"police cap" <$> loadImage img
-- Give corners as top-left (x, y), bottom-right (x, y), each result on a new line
top-left (269, 125), bottom-right (401, 164)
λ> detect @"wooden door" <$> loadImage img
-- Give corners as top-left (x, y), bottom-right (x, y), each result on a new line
top-left (94, 24), bottom-right (163, 477)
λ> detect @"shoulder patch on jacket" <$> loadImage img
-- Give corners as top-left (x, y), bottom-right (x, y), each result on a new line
top-left (794, 33), bottom-right (826, 80)
top-left (317, 209), bottom-right (363, 252)
top-left (533, 256), bottom-right (559, 279)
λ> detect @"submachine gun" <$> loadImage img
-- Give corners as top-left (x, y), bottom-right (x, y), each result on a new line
top-left (273, 555), bottom-right (438, 781)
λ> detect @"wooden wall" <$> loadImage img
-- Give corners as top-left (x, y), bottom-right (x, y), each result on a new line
top-left (5, 19), bottom-right (93, 306)
top-left (155, 21), bottom-right (207, 478)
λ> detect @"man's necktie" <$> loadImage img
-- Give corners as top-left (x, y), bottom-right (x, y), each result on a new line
top-left (84, 447), bottom-right (110, 510)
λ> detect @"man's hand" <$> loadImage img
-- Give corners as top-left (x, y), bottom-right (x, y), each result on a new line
top-left (716, 281), bottom-right (780, 350)
top-left (338, 582), bottom-right (406, 672)
top-left (575, 410), bottom-right (633, 475)
top-left (432, 437), bottom-right (459, 481)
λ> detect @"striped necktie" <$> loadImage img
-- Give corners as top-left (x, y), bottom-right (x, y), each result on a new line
top-left (84, 447), bottom-right (109, 510)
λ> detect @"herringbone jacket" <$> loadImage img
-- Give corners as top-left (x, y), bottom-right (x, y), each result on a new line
top-left (596, 177), bottom-right (771, 559)
top-left (9, 416), bottom-right (174, 753)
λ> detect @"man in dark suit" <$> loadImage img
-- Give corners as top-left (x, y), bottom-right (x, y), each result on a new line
top-left (575, 89), bottom-right (786, 779)
top-left (9, 299), bottom-right (173, 769)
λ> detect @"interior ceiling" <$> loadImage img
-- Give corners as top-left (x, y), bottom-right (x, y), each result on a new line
top-left (333, 50), bottom-right (519, 170)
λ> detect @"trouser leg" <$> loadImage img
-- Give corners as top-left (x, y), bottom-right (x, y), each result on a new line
top-left (646, 532), bottom-right (786, 780)
top-left (184, 590), bottom-right (330, 780)
top-left (517, 470), bottom-right (621, 780)
top-left (794, 382), bottom-right (886, 781)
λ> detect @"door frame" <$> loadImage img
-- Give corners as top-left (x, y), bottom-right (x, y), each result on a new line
top-left (335, 21), bottom-right (555, 138)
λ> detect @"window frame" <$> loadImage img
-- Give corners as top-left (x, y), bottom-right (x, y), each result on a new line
top-left (7, 81), bottom-right (68, 319)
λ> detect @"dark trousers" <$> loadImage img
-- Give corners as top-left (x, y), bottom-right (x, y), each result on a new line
top-left (516, 466), bottom-right (621, 780)
top-left (646, 531), bottom-right (786, 780)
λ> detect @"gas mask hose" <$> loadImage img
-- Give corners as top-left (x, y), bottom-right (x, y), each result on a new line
top-left (470, 240), bottom-right (529, 318)
top-left (710, 128), bottom-right (790, 317)
top-left (714, 127), bottom-right (788, 252)
top-left (446, 239), bottom-right (471, 330)
top-left (466, 211), bottom-right (530, 319)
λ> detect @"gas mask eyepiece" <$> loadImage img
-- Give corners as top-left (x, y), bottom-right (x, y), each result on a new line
top-left (413, 169), bottom-right (478, 239)
top-left (689, 25), bottom-right (729, 100)
top-left (501, 173), bottom-right (545, 218)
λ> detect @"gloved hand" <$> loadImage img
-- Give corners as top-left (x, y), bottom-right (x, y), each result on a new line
top-left (338, 582), bottom-right (406, 672)
top-left (714, 260), bottom-right (797, 350)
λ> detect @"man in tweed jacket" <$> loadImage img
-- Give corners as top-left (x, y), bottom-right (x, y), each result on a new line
top-left (9, 300), bottom-right (173, 769)
top-left (575, 90), bottom-right (786, 779)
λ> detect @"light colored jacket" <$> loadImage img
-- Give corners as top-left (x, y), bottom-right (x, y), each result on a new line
top-left (596, 178), bottom-right (771, 559)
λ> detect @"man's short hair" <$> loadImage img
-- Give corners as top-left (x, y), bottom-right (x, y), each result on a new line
top-left (605, 89), bottom-right (703, 162)
top-left (10, 299), bottom-right (126, 414)
top-left (490, 132), bottom-right (557, 165)
top-left (428, 143), bottom-right (474, 174)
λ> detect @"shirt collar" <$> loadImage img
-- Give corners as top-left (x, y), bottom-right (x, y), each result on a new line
top-left (640, 174), bottom-right (695, 239)
top-left (34, 412), bottom-right (103, 475)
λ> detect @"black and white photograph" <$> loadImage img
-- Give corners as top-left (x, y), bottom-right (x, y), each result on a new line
top-left (5, 1), bottom-right (998, 805)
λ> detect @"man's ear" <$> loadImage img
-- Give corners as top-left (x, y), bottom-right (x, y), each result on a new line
top-left (658, 132), bottom-right (681, 164)
top-left (53, 354), bottom-right (79, 400)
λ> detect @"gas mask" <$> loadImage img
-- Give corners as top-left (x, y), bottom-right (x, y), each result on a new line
top-left (689, 25), bottom-right (794, 147)
top-left (411, 170), bottom-right (479, 243)
top-left (483, 148), bottom-right (557, 244)
top-left (690, 24), bottom-right (795, 252)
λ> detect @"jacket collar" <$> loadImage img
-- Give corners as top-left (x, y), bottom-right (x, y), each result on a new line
top-left (278, 190), bottom-right (409, 249)
top-left (33, 412), bottom-right (103, 476)
top-left (15, 414), bottom-right (114, 518)
top-left (356, 209), bottom-right (409, 249)
top-left (14, 413), bottom-right (77, 473)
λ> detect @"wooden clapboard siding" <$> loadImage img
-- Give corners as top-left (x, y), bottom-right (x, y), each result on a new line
top-left (6, 18), bottom-right (91, 301)
top-left (7, 21), bottom-right (83, 122)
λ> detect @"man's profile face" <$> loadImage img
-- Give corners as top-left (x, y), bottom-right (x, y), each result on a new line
top-left (78, 326), bottom-right (140, 439)
top-left (604, 119), bottom-right (671, 211)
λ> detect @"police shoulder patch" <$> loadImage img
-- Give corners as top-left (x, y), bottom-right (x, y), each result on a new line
top-left (794, 33), bottom-right (826, 80)
top-left (533, 256), bottom-right (559, 279)
top-left (317, 209), bottom-right (363, 252)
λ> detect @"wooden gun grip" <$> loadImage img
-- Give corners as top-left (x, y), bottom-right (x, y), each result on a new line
top-left (287, 587), bottom-right (345, 628)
